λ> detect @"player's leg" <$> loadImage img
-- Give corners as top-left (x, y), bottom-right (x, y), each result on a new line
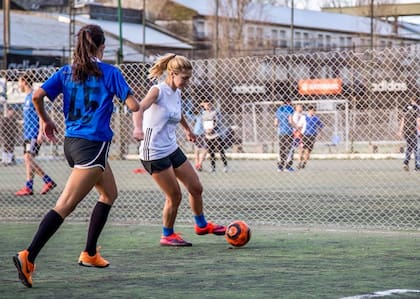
top-left (174, 159), bottom-right (226, 236)
top-left (297, 138), bottom-right (305, 169)
top-left (79, 163), bottom-right (116, 267)
top-left (207, 138), bottom-right (216, 172)
top-left (15, 139), bottom-right (36, 195)
top-left (216, 136), bottom-right (228, 171)
top-left (13, 167), bottom-right (100, 287)
top-left (408, 135), bottom-right (420, 171)
top-left (153, 168), bottom-right (182, 229)
top-left (284, 135), bottom-right (295, 170)
top-left (152, 166), bottom-right (192, 246)
top-left (30, 158), bottom-right (57, 194)
top-left (197, 147), bottom-right (207, 170)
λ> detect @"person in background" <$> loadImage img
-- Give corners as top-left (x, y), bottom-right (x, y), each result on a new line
top-left (12, 24), bottom-right (139, 288)
top-left (133, 53), bottom-right (226, 247)
top-left (287, 104), bottom-right (306, 167)
top-left (202, 100), bottom-right (229, 173)
top-left (1, 106), bottom-right (18, 165)
top-left (399, 97), bottom-right (420, 171)
top-left (274, 98), bottom-right (295, 172)
top-left (15, 72), bottom-right (56, 196)
top-left (192, 105), bottom-right (207, 171)
top-left (297, 106), bottom-right (324, 169)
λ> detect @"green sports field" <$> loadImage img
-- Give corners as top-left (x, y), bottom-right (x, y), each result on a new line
top-left (1, 222), bottom-right (420, 299)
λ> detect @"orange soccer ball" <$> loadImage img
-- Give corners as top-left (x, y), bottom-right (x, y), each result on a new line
top-left (225, 220), bottom-right (251, 247)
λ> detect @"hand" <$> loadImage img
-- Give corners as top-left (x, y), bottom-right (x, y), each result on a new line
top-left (43, 119), bottom-right (58, 142)
top-left (133, 128), bottom-right (144, 141)
top-left (186, 131), bottom-right (196, 143)
top-left (36, 134), bottom-right (44, 145)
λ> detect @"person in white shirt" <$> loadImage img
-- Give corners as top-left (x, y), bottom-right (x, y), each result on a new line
top-left (133, 53), bottom-right (226, 247)
top-left (287, 104), bottom-right (306, 166)
top-left (201, 100), bottom-right (229, 173)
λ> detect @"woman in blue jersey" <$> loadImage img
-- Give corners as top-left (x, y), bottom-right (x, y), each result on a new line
top-left (13, 24), bottom-right (139, 288)
top-left (133, 53), bottom-right (226, 246)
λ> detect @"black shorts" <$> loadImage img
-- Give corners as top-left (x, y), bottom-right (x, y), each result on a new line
top-left (64, 137), bottom-right (111, 171)
top-left (302, 135), bottom-right (317, 151)
top-left (141, 147), bottom-right (187, 175)
top-left (23, 139), bottom-right (41, 156)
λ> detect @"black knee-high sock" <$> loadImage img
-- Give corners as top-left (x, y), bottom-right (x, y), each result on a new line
top-left (85, 202), bottom-right (111, 256)
top-left (27, 210), bottom-right (64, 263)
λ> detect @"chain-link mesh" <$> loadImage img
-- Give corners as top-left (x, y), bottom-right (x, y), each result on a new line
top-left (1, 46), bottom-right (419, 230)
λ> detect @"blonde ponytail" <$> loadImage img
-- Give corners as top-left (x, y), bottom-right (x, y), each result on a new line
top-left (148, 53), bottom-right (192, 80)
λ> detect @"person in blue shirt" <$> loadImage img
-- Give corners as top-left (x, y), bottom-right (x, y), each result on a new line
top-left (15, 73), bottom-right (56, 196)
top-left (297, 105), bottom-right (324, 169)
top-left (12, 24), bottom-right (139, 288)
top-left (274, 98), bottom-right (295, 172)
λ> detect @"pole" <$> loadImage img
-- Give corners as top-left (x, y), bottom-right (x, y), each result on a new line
top-left (290, 0), bottom-right (294, 53)
top-left (370, 0), bottom-right (374, 51)
top-left (215, 0), bottom-right (219, 59)
top-left (117, 0), bottom-right (123, 64)
top-left (142, 0), bottom-right (146, 63)
top-left (69, 0), bottom-right (75, 64)
top-left (3, 0), bottom-right (10, 69)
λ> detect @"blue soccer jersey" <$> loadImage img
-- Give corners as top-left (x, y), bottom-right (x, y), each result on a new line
top-left (275, 104), bottom-right (294, 135)
top-left (23, 91), bottom-right (40, 139)
top-left (41, 62), bottom-right (132, 141)
top-left (304, 115), bottom-right (324, 136)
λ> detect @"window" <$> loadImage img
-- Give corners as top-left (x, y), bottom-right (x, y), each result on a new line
top-left (317, 34), bottom-right (324, 49)
top-left (380, 40), bottom-right (386, 49)
top-left (303, 32), bottom-right (310, 48)
top-left (256, 27), bottom-right (264, 47)
top-left (271, 29), bottom-right (279, 47)
top-left (339, 37), bottom-right (345, 50)
top-left (295, 31), bottom-right (301, 49)
top-left (347, 37), bottom-right (353, 49)
top-left (247, 26), bottom-right (255, 47)
top-left (194, 19), bottom-right (206, 40)
top-left (326, 35), bottom-right (331, 49)
top-left (280, 30), bottom-right (287, 48)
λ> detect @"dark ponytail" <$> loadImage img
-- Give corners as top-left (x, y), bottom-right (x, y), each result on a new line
top-left (72, 24), bottom-right (106, 82)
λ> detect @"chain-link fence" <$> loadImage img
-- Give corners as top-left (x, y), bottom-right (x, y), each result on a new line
top-left (1, 45), bottom-right (419, 230)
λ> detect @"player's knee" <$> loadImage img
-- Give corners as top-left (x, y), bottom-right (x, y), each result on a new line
top-left (189, 182), bottom-right (203, 198)
top-left (166, 192), bottom-right (182, 207)
top-left (100, 190), bottom-right (118, 205)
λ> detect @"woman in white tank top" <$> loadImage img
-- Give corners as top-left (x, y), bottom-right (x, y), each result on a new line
top-left (132, 53), bottom-right (226, 246)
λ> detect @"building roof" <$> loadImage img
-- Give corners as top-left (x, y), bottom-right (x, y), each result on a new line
top-left (173, 0), bottom-right (420, 39)
top-left (0, 9), bottom-right (192, 64)
top-left (74, 14), bottom-right (193, 49)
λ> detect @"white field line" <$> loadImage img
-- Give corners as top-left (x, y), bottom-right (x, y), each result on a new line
top-left (340, 289), bottom-right (420, 299)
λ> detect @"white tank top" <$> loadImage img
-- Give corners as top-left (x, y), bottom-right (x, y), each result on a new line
top-left (139, 82), bottom-right (182, 161)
